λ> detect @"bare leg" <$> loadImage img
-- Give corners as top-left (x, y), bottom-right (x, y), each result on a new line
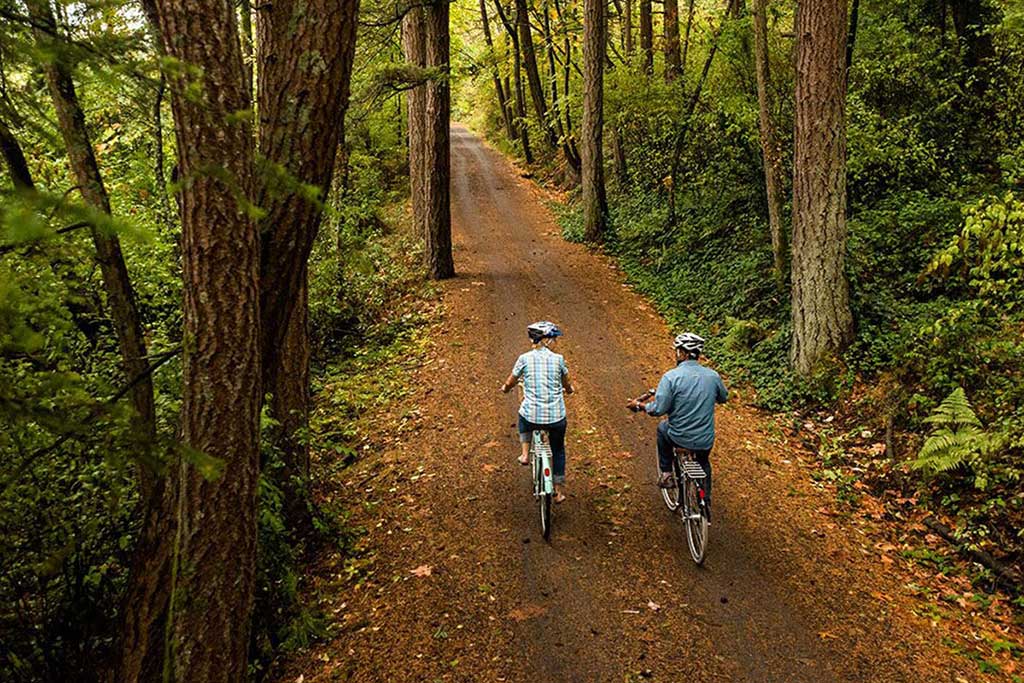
top-left (518, 441), bottom-right (529, 465)
top-left (554, 483), bottom-right (566, 503)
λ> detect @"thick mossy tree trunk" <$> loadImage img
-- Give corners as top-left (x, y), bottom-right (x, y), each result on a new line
top-left (581, 0), bottom-right (607, 241)
top-left (752, 0), bottom-right (787, 286)
top-left (790, 0), bottom-right (853, 377)
top-left (403, 5), bottom-right (428, 240)
top-left (26, 0), bottom-right (155, 449)
top-left (424, 0), bottom-right (455, 279)
top-left (117, 0), bottom-right (261, 676)
top-left (664, 0), bottom-right (681, 80)
top-left (256, 0), bottom-right (360, 532)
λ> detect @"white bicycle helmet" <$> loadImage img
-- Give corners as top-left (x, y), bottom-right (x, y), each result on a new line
top-left (528, 321), bottom-right (563, 343)
top-left (673, 332), bottom-right (705, 354)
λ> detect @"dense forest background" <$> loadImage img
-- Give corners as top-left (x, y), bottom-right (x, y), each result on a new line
top-left (0, 0), bottom-right (1021, 678)
top-left (457, 0), bottom-right (1023, 598)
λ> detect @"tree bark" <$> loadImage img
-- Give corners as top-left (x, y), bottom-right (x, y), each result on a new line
top-left (581, 0), bottom-right (608, 241)
top-left (116, 0), bottom-right (261, 676)
top-left (664, 0), bottom-right (681, 80)
top-left (240, 0), bottom-right (254, 96)
top-left (949, 0), bottom-right (994, 71)
top-left (424, 0), bottom-right (455, 278)
top-left (845, 0), bottom-right (858, 70)
top-left (640, 0), bottom-right (653, 73)
top-left (515, 0), bottom-right (553, 147)
top-left (542, 1), bottom-right (579, 181)
top-left (611, 126), bottom-right (628, 187)
top-left (256, 0), bottom-right (360, 533)
top-left (790, 0), bottom-right (853, 376)
top-left (0, 115), bottom-right (34, 192)
top-left (26, 0), bottom-right (155, 447)
top-left (752, 0), bottom-right (787, 285)
top-left (480, 0), bottom-right (516, 141)
top-left (624, 0), bottom-right (634, 54)
top-left (403, 6), bottom-right (428, 240)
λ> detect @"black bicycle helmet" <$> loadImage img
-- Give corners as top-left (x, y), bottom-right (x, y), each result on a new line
top-left (528, 321), bottom-right (564, 343)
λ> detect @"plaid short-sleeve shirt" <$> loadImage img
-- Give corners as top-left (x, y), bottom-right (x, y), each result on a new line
top-left (512, 347), bottom-right (568, 424)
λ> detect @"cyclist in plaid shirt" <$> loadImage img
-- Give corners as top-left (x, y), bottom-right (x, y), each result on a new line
top-left (501, 321), bottom-right (575, 503)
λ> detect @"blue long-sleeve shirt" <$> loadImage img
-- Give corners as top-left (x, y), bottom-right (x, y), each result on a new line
top-left (645, 360), bottom-right (728, 450)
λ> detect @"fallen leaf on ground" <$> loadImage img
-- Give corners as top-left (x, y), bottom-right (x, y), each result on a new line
top-left (647, 600), bottom-right (661, 612)
top-left (410, 565), bottom-right (432, 577)
top-left (507, 605), bottom-right (546, 621)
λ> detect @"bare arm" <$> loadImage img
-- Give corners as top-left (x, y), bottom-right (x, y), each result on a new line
top-left (562, 372), bottom-right (575, 394)
top-left (501, 372), bottom-right (518, 393)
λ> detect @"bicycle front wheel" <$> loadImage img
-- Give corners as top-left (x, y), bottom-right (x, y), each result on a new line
top-left (683, 478), bottom-right (709, 565)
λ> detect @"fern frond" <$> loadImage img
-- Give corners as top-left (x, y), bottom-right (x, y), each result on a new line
top-left (922, 388), bottom-right (982, 428)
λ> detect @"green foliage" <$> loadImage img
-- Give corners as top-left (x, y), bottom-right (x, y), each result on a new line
top-left (910, 388), bottom-right (1002, 489)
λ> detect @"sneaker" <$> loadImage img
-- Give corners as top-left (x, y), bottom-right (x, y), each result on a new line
top-left (657, 472), bottom-right (676, 488)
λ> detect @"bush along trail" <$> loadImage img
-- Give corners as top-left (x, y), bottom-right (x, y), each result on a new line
top-left (271, 127), bottom-right (1022, 683)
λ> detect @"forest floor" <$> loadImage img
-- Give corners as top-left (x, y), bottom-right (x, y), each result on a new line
top-left (273, 125), bottom-right (1022, 682)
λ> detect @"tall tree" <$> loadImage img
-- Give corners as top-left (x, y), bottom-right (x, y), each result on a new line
top-left (403, 6), bottom-right (428, 241)
top-left (624, 0), bottom-right (634, 54)
top-left (423, 0), bottom-right (455, 278)
top-left (790, 0), bottom-right (853, 376)
top-left (514, 0), bottom-right (581, 177)
top-left (26, 0), bottom-right (155, 450)
top-left (581, 0), bottom-right (607, 240)
top-left (116, 0), bottom-right (261, 676)
top-left (640, 0), bottom-right (653, 73)
top-left (752, 0), bottom-right (787, 285)
top-left (256, 0), bottom-right (361, 531)
top-left (664, 0), bottom-right (682, 80)
top-left (494, 0), bottom-right (534, 162)
top-left (480, 0), bottom-right (516, 140)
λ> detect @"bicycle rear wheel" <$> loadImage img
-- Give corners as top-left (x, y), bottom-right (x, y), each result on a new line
top-left (539, 492), bottom-right (552, 540)
top-left (660, 458), bottom-right (682, 511)
top-left (683, 478), bottom-right (709, 565)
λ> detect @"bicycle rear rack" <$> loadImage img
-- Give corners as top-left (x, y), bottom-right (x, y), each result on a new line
top-left (681, 461), bottom-right (707, 480)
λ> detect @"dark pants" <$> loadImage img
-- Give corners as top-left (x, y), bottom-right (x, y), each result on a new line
top-left (657, 420), bottom-right (712, 509)
top-left (518, 415), bottom-right (567, 483)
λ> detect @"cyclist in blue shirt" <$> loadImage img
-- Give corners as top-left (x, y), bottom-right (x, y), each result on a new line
top-left (629, 332), bottom-right (727, 517)
top-left (501, 321), bottom-right (575, 503)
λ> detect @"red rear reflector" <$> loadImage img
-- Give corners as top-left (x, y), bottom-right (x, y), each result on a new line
top-left (698, 489), bottom-right (705, 499)
top-left (544, 468), bottom-right (551, 477)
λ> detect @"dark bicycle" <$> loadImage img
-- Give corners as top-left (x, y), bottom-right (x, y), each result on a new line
top-left (631, 390), bottom-right (710, 565)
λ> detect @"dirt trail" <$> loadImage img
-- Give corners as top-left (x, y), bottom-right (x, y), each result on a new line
top-left (281, 126), bottom-right (987, 682)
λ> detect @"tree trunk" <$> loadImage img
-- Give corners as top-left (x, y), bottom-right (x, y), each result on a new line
top-left (681, 0), bottom-right (695, 74)
top-left (752, 0), bottom-right (787, 285)
top-left (640, 0), bottom-right (653, 73)
top-left (664, 0), bottom-right (681, 80)
top-left (424, 0), bottom-right (455, 278)
top-left (542, 2), bottom-right (579, 182)
top-left (611, 126), bottom-right (628, 187)
top-left (494, 0), bottom-right (534, 162)
top-left (790, 0), bottom-right (853, 377)
top-left (26, 0), bottom-right (155, 448)
top-left (403, 6), bottom-right (427, 240)
top-left (480, 0), bottom-right (516, 141)
top-left (256, 0), bottom-right (360, 533)
top-left (582, 0), bottom-right (608, 241)
top-left (0, 116), bottom-right (35, 192)
top-left (240, 0), bottom-right (254, 96)
top-left (845, 0), bottom-right (859, 70)
top-left (949, 0), bottom-right (994, 70)
top-left (269, 277), bottom-right (311, 533)
top-left (116, 0), bottom-right (261, 675)
top-left (515, 0), bottom-right (554, 147)
top-left (624, 0), bottom-right (634, 54)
